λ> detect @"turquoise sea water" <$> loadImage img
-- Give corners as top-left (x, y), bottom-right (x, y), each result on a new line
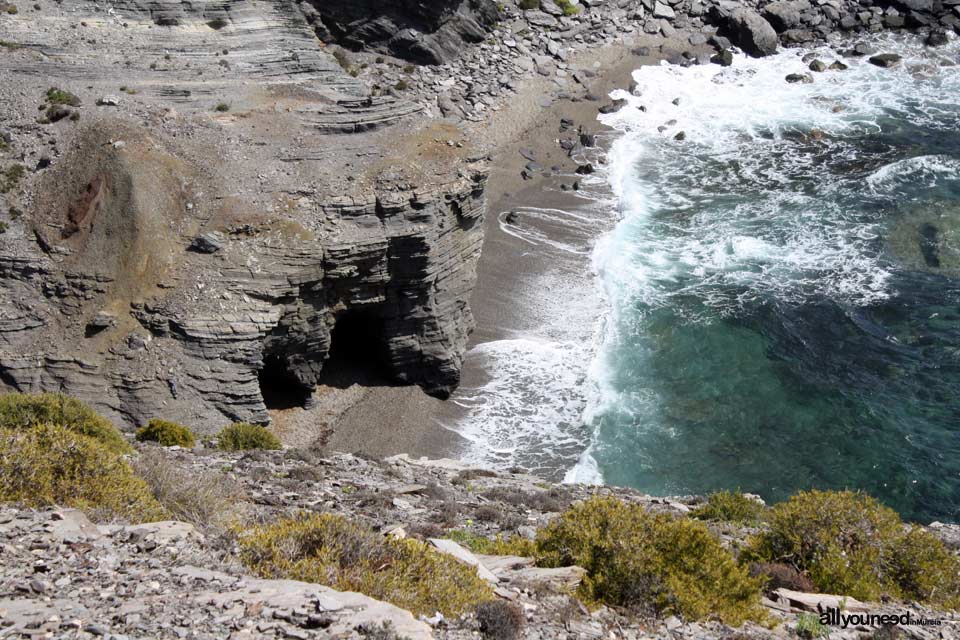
top-left (583, 35), bottom-right (960, 522)
top-left (448, 34), bottom-right (960, 524)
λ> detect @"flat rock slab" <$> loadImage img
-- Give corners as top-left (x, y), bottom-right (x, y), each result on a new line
top-left (772, 588), bottom-right (870, 613)
top-left (203, 578), bottom-right (433, 639)
top-left (428, 538), bottom-right (500, 583)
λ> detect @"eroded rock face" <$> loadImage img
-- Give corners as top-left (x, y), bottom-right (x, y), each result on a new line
top-left (304, 0), bottom-right (501, 65)
top-left (0, 0), bottom-right (486, 432)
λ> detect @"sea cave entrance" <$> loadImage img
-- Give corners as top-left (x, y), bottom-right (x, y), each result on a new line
top-left (258, 353), bottom-right (311, 410)
top-left (319, 308), bottom-right (392, 388)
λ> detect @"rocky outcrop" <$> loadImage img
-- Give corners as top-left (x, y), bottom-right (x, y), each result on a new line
top-left (303, 0), bottom-right (501, 65)
top-left (0, 0), bottom-right (486, 433)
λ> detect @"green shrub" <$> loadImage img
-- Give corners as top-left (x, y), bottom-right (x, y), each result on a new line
top-left (135, 419), bottom-right (195, 447)
top-left (46, 87), bottom-right (81, 107)
top-left (691, 490), bottom-right (766, 524)
top-left (0, 222), bottom-right (7, 234)
top-left (535, 496), bottom-right (766, 624)
top-left (0, 392), bottom-right (131, 454)
top-left (217, 422), bottom-right (282, 450)
top-left (394, 80), bottom-right (409, 91)
top-left (238, 512), bottom-right (494, 616)
top-left (0, 424), bottom-right (165, 522)
top-left (796, 612), bottom-right (829, 639)
top-left (519, 0), bottom-right (539, 9)
top-left (214, 102), bottom-right (230, 112)
top-left (556, 0), bottom-right (580, 15)
top-left (447, 529), bottom-right (537, 557)
top-left (745, 490), bottom-right (960, 607)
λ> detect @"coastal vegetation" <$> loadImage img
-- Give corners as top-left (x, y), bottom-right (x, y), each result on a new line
top-left (0, 423), bottom-right (165, 522)
top-left (216, 422), bottom-right (282, 450)
top-left (0, 392), bottom-right (131, 453)
top-left (0, 392), bottom-right (958, 633)
top-left (237, 512), bottom-right (494, 616)
top-left (691, 489), bottom-right (767, 523)
top-left (744, 489), bottom-right (960, 607)
top-left (534, 496), bottom-right (768, 625)
top-left (135, 419), bottom-right (196, 447)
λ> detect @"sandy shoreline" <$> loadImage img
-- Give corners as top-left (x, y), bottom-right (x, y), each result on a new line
top-left (325, 33), bottom-right (706, 462)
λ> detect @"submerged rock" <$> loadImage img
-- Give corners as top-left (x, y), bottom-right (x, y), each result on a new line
top-left (869, 52), bottom-right (902, 67)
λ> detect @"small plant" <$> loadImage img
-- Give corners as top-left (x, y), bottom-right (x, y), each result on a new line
top-left (476, 600), bottom-right (524, 639)
top-left (213, 102), bottom-right (230, 112)
top-left (795, 612), bottom-right (829, 639)
top-left (0, 392), bottom-right (131, 454)
top-left (556, 0), bottom-right (580, 15)
top-left (0, 164), bottom-right (25, 194)
top-left (217, 422), bottom-right (282, 450)
top-left (0, 424), bottom-right (165, 522)
top-left (691, 490), bottom-right (766, 524)
top-left (5, 4), bottom-right (18, 15)
top-left (207, 17), bottom-right (228, 30)
top-left (238, 512), bottom-right (493, 616)
top-left (519, 0), bottom-right (538, 9)
top-left (135, 419), bottom-right (196, 447)
top-left (535, 496), bottom-right (766, 624)
top-left (394, 80), bottom-right (409, 91)
top-left (45, 87), bottom-right (81, 107)
top-left (0, 222), bottom-right (7, 234)
top-left (403, 64), bottom-right (415, 74)
top-left (745, 490), bottom-right (960, 607)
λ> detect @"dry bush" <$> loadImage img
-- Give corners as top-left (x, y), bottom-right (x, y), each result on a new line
top-left (0, 424), bottom-right (164, 522)
top-left (238, 513), bottom-right (494, 616)
top-left (476, 600), bottom-right (524, 639)
top-left (748, 562), bottom-right (815, 594)
top-left (0, 392), bottom-right (130, 454)
top-left (134, 448), bottom-right (246, 534)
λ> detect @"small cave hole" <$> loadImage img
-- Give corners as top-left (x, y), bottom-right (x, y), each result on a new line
top-left (258, 354), bottom-right (310, 410)
top-left (319, 308), bottom-right (392, 388)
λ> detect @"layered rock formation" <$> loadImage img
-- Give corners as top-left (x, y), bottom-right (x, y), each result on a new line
top-left (0, 0), bottom-right (486, 432)
top-left (303, 0), bottom-right (501, 65)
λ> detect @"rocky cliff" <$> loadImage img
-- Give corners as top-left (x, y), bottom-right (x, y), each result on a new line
top-left (0, 0), bottom-right (486, 433)
top-left (304, 0), bottom-right (501, 65)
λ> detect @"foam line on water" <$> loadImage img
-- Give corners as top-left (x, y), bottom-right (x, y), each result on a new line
top-left (568, 33), bottom-right (960, 485)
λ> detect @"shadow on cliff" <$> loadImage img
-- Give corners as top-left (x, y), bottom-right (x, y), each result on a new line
top-left (259, 308), bottom-right (399, 411)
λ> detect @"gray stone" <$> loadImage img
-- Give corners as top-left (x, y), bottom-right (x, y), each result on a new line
top-left (722, 9), bottom-right (779, 56)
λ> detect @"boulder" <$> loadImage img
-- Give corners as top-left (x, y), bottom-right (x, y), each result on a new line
top-left (722, 9), bottom-right (779, 57)
top-left (763, 0), bottom-right (805, 31)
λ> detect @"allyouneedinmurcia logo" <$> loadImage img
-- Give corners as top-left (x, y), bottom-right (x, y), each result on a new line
top-left (819, 607), bottom-right (949, 629)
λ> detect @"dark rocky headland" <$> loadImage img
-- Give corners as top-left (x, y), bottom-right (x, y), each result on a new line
top-left (1, 0), bottom-right (960, 638)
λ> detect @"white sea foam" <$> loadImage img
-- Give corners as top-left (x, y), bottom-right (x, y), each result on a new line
top-left (569, 34), bottom-right (960, 483)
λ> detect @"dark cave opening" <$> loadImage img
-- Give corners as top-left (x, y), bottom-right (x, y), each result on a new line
top-left (258, 354), bottom-right (310, 411)
top-left (319, 308), bottom-right (393, 388)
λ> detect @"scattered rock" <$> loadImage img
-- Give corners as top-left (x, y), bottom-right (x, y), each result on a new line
top-left (869, 53), bottom-right (902, 67)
